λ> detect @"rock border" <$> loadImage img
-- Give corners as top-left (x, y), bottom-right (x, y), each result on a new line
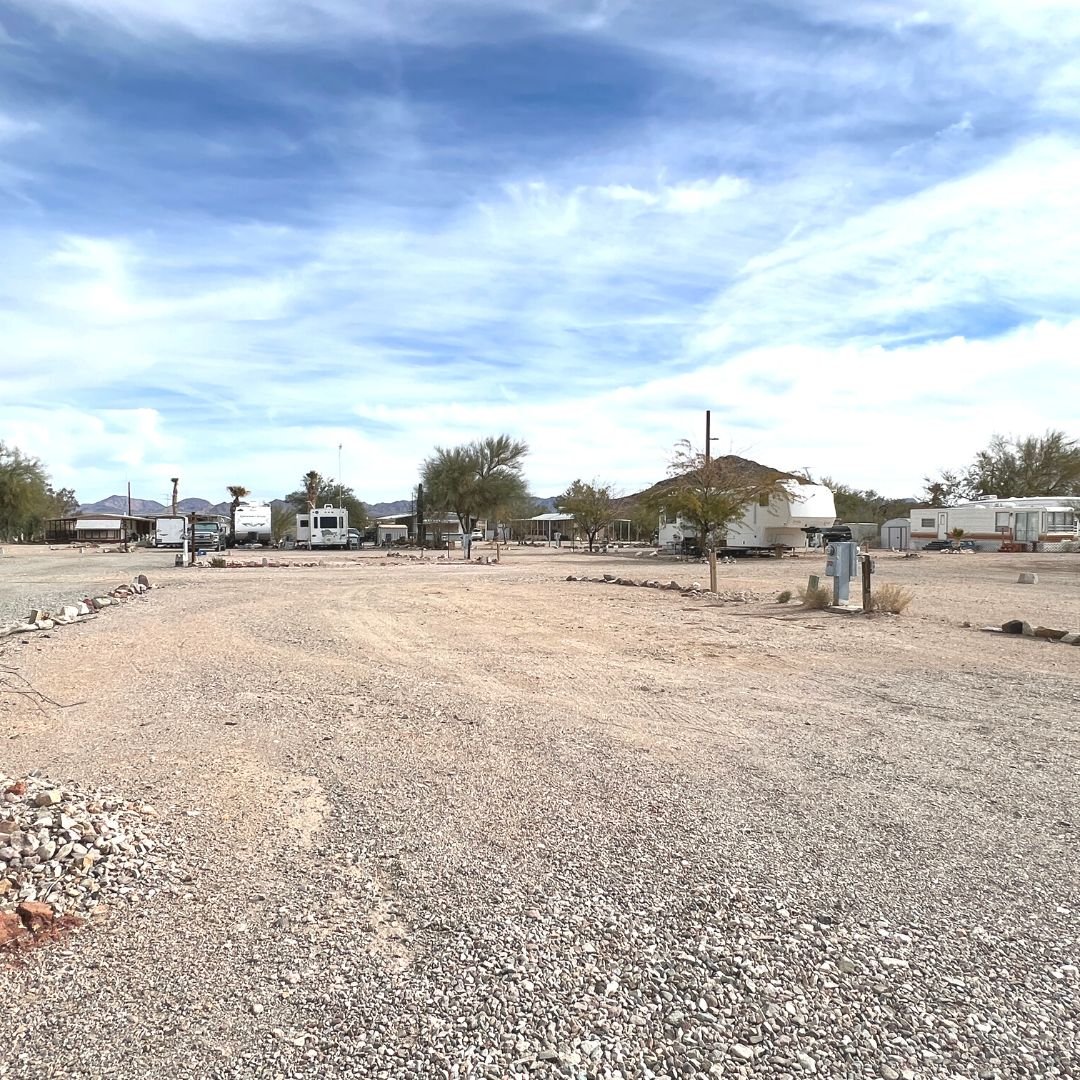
top-left (565, 574), bottom-right (756, 603)
top-left (0, 576), bottom-right (152, 640)
top-left (982, 619), bottom-right (1080, 644)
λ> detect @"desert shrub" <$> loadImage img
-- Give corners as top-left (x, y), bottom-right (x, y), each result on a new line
top-left (869, 582), bottom-right (913, 614)
top-left (777, 589), bottom-right (793, 604)
top-left (210, 556), bottom-right (227, 568)
top-left (798, 583), bottom-right (831, 609)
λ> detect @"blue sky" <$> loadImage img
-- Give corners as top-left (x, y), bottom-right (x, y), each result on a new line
top-left (2, 0), bottom-right (1079, 504)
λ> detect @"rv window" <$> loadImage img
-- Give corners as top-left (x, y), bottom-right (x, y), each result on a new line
top-left (995, 512), bottom-right (1010, 529)
top-left (920, 517), bottom-right (935, 528)
top-left (758, 492), bottom-right (770, 507)
top-left (299, 518), bottom-right (309, 528)
top-left (1046, 511), bottom-right (1075, 530)
top-left (317, 516), bottom-right (338, 529)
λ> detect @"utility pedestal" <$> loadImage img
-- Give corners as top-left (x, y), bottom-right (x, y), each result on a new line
top-left (824, 542), bottom-right (860, 606)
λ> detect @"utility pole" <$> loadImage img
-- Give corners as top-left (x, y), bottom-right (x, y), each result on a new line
top-left (337, 443), bottom-right (343, 506)
top-left (415, 483), bottom-right (425, 550)
top-left (127, 481), bottom-right (132, 518)
top-left (705, 410), bottom-right (712, 465)
top-left (170, 477), bottom-right (179, 516)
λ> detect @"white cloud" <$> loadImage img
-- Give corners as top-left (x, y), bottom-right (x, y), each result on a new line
top-left (591, 175), bottom-right (749, 213)
top-left (661, 176), bottom-right (750, 212)
top-left (0, 110), bottom-right (40, 142)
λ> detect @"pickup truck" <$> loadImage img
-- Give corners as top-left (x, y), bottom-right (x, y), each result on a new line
top-left (193, 522), bottom-right (227, 551)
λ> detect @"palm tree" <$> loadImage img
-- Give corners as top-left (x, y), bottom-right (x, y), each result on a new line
top-left (302, 471), bottom-right (322, 511)
top-left (226, 485), bottom-right (249, 545)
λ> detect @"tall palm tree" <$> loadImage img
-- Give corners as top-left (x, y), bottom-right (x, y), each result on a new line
top-left (302, 471), bottom-right (322, 511)
top-left (226, 485), bottom-right (249, 545)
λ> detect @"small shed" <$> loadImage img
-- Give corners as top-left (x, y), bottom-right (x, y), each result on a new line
top-left (881, 517), bottom-right (910, 550)
top-left (376, 523), bottom-right (409, 546)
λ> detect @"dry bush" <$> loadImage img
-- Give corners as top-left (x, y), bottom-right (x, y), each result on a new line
top-left (209, 556), bottom-right (227, 568)
top-left (777, 589), bottom-right (793, 604)
top-left (798, 583), bottom-right (831, 609)
top-left (869, 582), bottom-right (913, 614)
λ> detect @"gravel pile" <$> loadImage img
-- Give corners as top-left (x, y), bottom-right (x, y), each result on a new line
top-left (0, 773), bottom-right (180, 922)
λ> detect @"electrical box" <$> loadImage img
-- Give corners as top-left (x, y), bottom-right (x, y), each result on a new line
top-left (824, 541), bottom-right (859, 580)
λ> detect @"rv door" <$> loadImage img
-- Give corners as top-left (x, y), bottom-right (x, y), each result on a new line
top-left (937, 512), bottom-right (949, 540)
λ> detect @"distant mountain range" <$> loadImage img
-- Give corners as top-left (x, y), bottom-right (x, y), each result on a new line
top-left (77, 495), bottom-right (233, 516)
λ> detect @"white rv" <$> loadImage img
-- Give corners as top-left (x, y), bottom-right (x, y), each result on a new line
top-left (233, 501), bottom-right (273, 546)
top-left (910, 497), bottom-right (1080, 551)
top-left (154, 515), bottom-right (187, 548)
top-left (296, 505), bottom-right (350, 549)
top-left (658, 481), bottom-right (837, 554)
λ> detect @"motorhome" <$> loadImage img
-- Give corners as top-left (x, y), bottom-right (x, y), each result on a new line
top-left (296, 505), bottom-right (350, 549)
top-left (232, 501), bottom-right (273, 546)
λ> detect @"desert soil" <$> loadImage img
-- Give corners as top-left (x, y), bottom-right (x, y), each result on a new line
top-left (1, 545), bottom-right (1077, 1080)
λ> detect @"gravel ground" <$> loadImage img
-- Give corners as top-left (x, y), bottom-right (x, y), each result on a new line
top-left (0, 546), bottom-right (181, 626)
top-left (1, 547), bottom-right (1077, 1079)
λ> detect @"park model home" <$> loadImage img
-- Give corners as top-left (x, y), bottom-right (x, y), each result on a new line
top-left (658, 480), bottom-right (837, 554)
top-left (909, 497), bottom-right (1080, 551)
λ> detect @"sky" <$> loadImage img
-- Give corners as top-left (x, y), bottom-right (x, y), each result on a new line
top-left (1, 0), bottom-right (1079, 506)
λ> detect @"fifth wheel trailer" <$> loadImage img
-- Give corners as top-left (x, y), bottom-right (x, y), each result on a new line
top-left (296, 506), bottom-right (350, 549)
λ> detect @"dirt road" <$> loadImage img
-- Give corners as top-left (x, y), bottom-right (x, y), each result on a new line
top-left (2, 548), bottom-right (1078, 1079)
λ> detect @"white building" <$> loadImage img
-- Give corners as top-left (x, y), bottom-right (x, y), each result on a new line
top-left (909, 497), bottom-right (1080, 551)
top-left (880, 517), bottom-right (911, 550)
top-left (658, 481), bottom-right (837, 553)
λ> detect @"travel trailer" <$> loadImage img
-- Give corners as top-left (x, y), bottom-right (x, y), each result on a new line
top-left (232, 501), bottom-right (272, 546)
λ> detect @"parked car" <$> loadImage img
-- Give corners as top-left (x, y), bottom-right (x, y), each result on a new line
top-left (922, 539), bottom-right (954, 551)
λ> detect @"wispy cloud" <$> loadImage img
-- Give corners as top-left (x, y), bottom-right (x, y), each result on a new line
top-left (1, 1), bottom-right (1079, 502)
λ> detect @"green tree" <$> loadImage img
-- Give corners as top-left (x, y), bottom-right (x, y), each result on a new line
top-left (924, 430), bottom-right (1080, 504)
top-left (270, 504), bottom-right (294, 544)
top-left (559, 479), bottom-right (615, 551)
top-left (817, 477), bottom-right (915, 525)
top-left (647, 442), bottom-right (787, 551)
top-left (0, 443), bottom-right (74, 541)
top-left (629, 501), bottom-right (658, 544)
top-left (421, 435), bottom-right (528, 557)
top-left (286, 473), bottom-right (368, 530)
